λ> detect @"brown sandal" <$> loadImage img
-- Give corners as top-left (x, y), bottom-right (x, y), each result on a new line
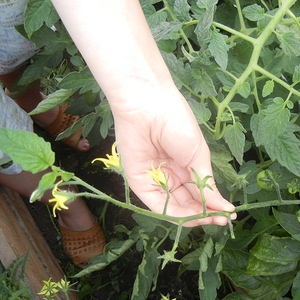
top-left (59, 221), bottom-right (106, 267)
top-left (45, 104), bottom-right (87, 150)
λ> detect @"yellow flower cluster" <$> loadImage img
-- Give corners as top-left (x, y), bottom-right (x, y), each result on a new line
top-left (146, 162), bottom-right (168, 191)
top-left (92, 142), bottom-right (123, 174)
top-left (48, 181), bottom-right (76, 217)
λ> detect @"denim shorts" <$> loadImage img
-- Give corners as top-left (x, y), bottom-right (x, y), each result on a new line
top-left (0, 0), bottom-right (37, 75)
top-left (0, 88), bottom-right (33, 174)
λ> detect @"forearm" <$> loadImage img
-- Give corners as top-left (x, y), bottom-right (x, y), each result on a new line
top-left (51, 0), bottom-right (175, 106)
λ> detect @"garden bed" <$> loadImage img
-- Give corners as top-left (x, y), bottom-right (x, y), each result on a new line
top-left (0, 186), bottom-right (77, 300)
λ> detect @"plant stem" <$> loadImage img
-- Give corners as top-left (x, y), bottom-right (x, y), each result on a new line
top-left (163, 0), bottom-right (195, 53)
top-left (235, 0), bottom-right (246, 31)
top-left (254, 65), bottom-right (300, 98)
top-left (235, 199), bottom-right (300, 212)
top-left (123, 175), bottom-right (131, 205)
top-left (163, 190), bottom-right (170, 215)
top-left (214, 0), bottom-right (297, 139)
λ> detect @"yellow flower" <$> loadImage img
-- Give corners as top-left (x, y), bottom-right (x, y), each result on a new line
top-left (38, 278), bottom-right (59, 296)
top-left (146, 162), bottom-right (168, 190)
top-left (48, 181), bottom-right (76, 217)
top-left (92, 142), bottom-right (123, 174)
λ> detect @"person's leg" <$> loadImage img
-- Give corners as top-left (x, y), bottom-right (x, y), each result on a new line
top-left (0, 68), bottom-right (90, 151)
top-left (0, 169), bottom-right (94, 230)
top-left (0, 170), bottom-right (105, 266)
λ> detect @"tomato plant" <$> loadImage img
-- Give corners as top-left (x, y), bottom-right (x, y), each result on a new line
top-left (1, 0), bottom-right (300, 299)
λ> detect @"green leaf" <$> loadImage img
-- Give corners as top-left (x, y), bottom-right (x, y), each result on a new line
top-left (210, 143), bottom-right (239, 184)
top-left (262, 80), bottom-right (274, 97)
top-left (293, 64), bottom-right (300, 83)
top-left (29, 89), bottom-right (75, 115)
top-left (229, 102), bottom-right (249, 113)
top-left (250, 98), bottom-right (290, 147)
top-left (198, 238), bottom-right (221, 300)
top-left (193, 0), bottom-right (218, 45)
top-left (30, 171), bottom-right (58, 203)
top-left (278, 32), bottom-right (300, 57)
top-left (265, 129), bottom-right (300, 176)
top-left (292, 271), bottom-right (300, 299)
top-left (242, 4), bottom-right (265, 21)
top-left (273, 209), bottom-right (300, 241)
top-left (192, 69), bottom-right (217, 96)
top-left (59, 66), bottom-right (100, 94)
top-left (132, 213), bottom-right (162, 233)
top-left (174, 0), bottom-right (191, 22)
top-left (18, 52), bottom-right (63, 85)
top-left (74, 239), bottom-right (136, 277)
top-left (247, 234), bottom-right (300, 276)
top-left (189, 100), bottom-right (211, 124)
top-left (97, 100), bottom-right (114, 139)
top-left (162, 52), bottom-right (194, 89)
top-left (151, 21), bottom-right (182, 41)
top-left (131, 250), bottom-right (161, 300)
top-left (0, 128), bottom-right (55, 174)
top-left (224, 123), bottom-right (246, 165)
top-left (223, 293), bottom-right (252, 300)
top-left (208, 30), bottom-right (229, 69)
top-left (24, 0), bottom-right (59, 37)
top-left (237, 82), bottom-right (251, 98)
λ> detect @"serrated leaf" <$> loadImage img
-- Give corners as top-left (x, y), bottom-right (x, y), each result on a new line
top-left (229, 102), bottom-right (249, 113)
top-left (293, 65), bottom-right (300, 83)
top-left (151, 20), bottom-right (182, 41)
top-left (59, 66), bottom-right (100, 94)
top-left (29, 89), bottom-right (75, 115)
top-left (273, 209), bottom-right (300, 241)
top-left (292, 271), bottom-right (300, 299)
top-left (250, 98), bottom-right (290, 146)
top-left (30, 171), bottom-right (58, 203)
top-left (278, 32), bottom-right (300, 57)
top-left (18, 52), bottom-right (63, 85)
top-left (162, 52), bottom-right (193, 88)
top-left (210, 144), bottom-right (239, 184)
top-left (264, 130), bottom-right (300, 177)
top-left (174, 0), bottom-right (191, 22)
top-left (24, 0), bottom-right (59, 37)
top-left (242, 4), bottom-right (265, 21)
top-left (224, 123), bottom-right (246, 165)
top-left (262, 80), bottom-right (274, 97)
top-left (192, 69), bottom-right (217, 96)
top-left (193, 0), bottom-right (218, 45)
top-left (0, 128), bottom-right (55, 173)
top-left (132, 250), bottom-right (161, 300)
top-left (189, 100), bottom-right (211, 124)
top-left (237, 82), bottom-right (251, 98)
top-left (74, 239), bottom-right (136, 278)
top-left (247, 234), bottom-right (300, 276)
top-left (208, 30), bottom-right (229, 69)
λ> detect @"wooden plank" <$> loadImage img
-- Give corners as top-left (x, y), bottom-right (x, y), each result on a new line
top-left (0, 186), bottom-right (78, 299)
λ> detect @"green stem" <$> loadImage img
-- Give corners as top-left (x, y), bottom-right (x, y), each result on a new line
top-left (123, 175), bottom-right (131, 205)
top-left (171, 222), bottom-right (184, 252)
top-left (73, 175), bottom-right (300, 225)
top-left (163, 190), bottom-right (170, 215)
top-left (214, 0), bottom-right (297, 139)
top-left (235, 0), bottom-right (246, 31)
top-left (235, 199), bottom-right (300, 212)
top-left (254, 65), bottom-right (300, 98)
top-left (163, 0), bottom-right (195, 53)
top-left (212, 21), bottom-right (256, 44)
top-left (251, 71), bottom-right (262, 111)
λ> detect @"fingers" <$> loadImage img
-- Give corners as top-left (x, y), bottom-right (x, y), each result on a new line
top-left (137, 185), bottom-right (234, 228)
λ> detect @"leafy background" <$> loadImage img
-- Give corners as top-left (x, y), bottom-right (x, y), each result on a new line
top-left (5, 0), bottom-right (300, 299)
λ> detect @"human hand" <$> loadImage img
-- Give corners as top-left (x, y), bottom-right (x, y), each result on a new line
top-left (111, 85), bottom-right (236, 227)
